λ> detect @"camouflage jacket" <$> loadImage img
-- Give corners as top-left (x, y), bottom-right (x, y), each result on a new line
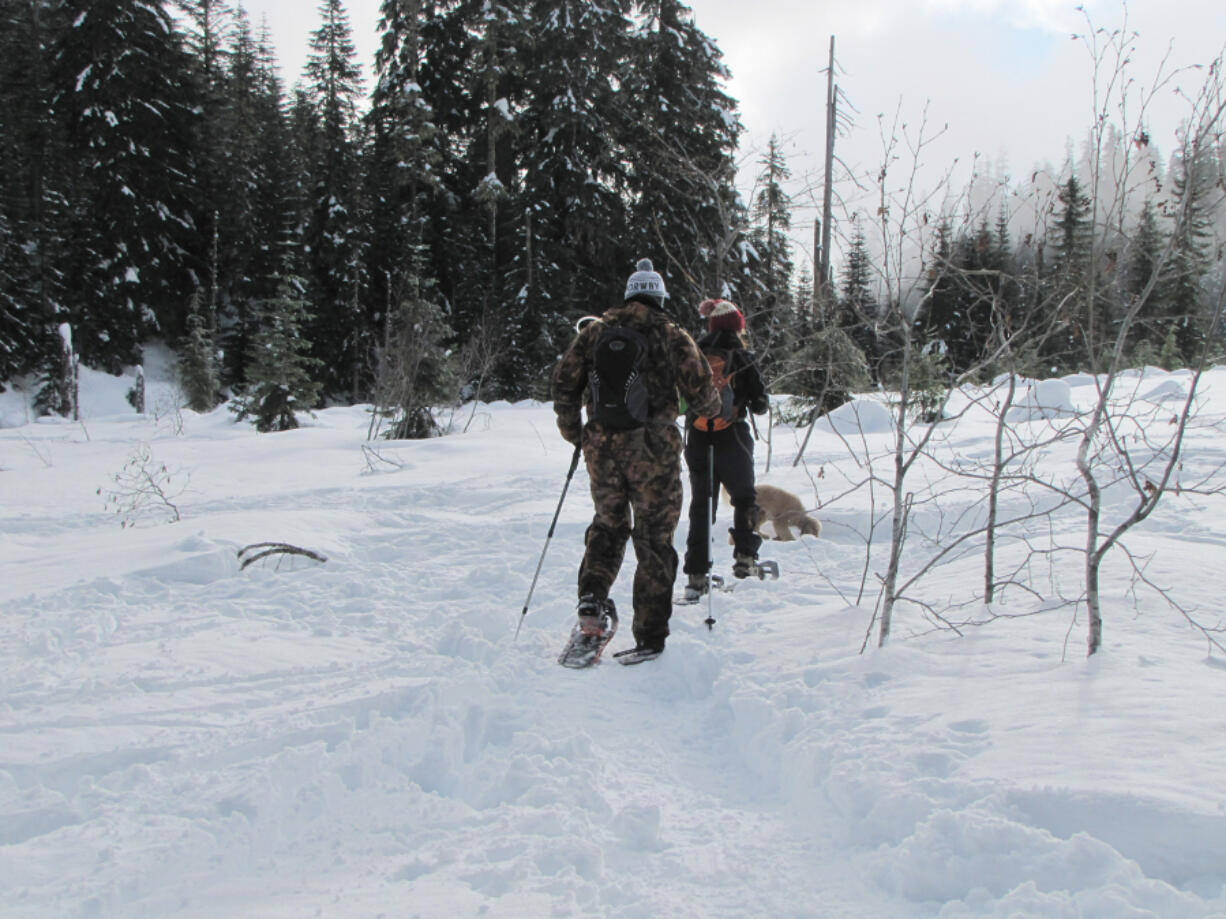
top-left (552, 301), bottom-right (721, 445)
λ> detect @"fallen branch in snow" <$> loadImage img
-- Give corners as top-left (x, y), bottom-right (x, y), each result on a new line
top-left (19, 434), bottom-right (53, 468)
top-left (361, 443), bottom-right (408, 474)
top-left (238, 542), bottom-right (328, 571)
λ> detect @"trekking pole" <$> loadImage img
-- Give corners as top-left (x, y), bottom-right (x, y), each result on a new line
top-left (515, 444), bottom-right (582, 640)
top-left (705, 443), bottom-right (717, 630)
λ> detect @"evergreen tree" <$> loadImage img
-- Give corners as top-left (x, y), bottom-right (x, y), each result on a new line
top-left (1041, 173), bottom-right (1094, 371)
top-left (747, 133), bottom-right (796, 367)
top-left (415, 0), bottom-right (529, 372)
top-left (301, 0), bottom-right (367, 400)
top-left (49, 0), bottom-right (200, 371)
top-left (1163, 145), bottom-right (1215, 364)
top-left (34, 320), bottom-right (77, 418)
top-left (991, 202), bottom-right (1023, 352)
top-left (511, 0), bottom-right (634, 388)
top-left (625, 0), bottom-right (746, 312)
top-left (216, 13), bottom-right (298, 389)
top-left (175, 0), bottom-right (232, 87)
top-left (363, 0), bottom-right (458, 431)
top-left (838, 218), bottom-right (880, 378)
top-left (232, 272), bottom-right (322, 432)
top-left (367, 0), bottom-right (443, 390)
top-left (1121, 195), bottom-right (1168, 360)
top-left (914, 219), bottom-right (958, 366)
top-left (0, 1), bottom-right (38, 380)
top-left (918, 212), bottom-right (1019, 380)
top-left (793, 266), bottom-right (814, 316)
top-left (286, 86), bottom-right (321, 256)
top-left (374, 295), bottom-right (456, 439)
top-left (0, 205), bottom-right (37, 382)
top-left (473, 0), bottom-right (532, 351)
top-left (961, 218), bottom-right (1008, 373)
top-left (177, 290), bottom-right (220, 411)
top-left (402, 0), bottom-right (747, 397)
top-left (779, 309), bottom-right (865, 416)
top-left (175, 0), bottom-right (234, 330)
top-left (0, 0), bottom-right (66, 385)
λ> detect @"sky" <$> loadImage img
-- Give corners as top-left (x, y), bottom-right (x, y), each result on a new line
top-left (238, 0), bottom-right (1226, 273)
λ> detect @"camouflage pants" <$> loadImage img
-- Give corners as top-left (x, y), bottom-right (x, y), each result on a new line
top-left (578, 423), bottom-right (684, 646)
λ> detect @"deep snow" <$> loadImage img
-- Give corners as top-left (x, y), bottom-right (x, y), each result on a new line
top-left (2, 356), bottom-right (1225, 919)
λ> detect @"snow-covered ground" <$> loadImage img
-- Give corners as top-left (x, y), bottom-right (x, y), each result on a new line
top-left (2, 357), bottom-right (1226, 919)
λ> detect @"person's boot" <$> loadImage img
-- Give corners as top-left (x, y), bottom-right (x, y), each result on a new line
top-left (732, 553), bottom-right (758, 579)
top-left (683, 573), bottom-right (707, 602)
top-left (577, 593), bottom-right (615, 634)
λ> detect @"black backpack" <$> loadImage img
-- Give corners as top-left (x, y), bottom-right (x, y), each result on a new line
top-left (589, 324), bottom-right (650, 430)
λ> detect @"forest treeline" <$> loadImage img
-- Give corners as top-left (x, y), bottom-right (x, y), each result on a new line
top-left (2, 0), bottom-right (1223, 433)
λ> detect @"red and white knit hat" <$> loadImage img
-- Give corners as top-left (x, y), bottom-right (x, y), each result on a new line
top-left (698, 298), bottom-right (744, 333)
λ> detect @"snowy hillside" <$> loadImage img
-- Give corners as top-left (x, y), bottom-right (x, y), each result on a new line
top-left (2, 363), bottom-right (1225, 919)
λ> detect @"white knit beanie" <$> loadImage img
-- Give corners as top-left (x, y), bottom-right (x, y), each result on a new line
top-left (624, 258), bottom-right (668, 304)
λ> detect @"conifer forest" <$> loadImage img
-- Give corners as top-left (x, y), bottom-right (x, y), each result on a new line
top-left (1, 0), bottom-right (1224, 434)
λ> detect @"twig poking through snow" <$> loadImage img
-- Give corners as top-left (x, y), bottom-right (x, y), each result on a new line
top-left (238, 542), bottom-right (328, 571)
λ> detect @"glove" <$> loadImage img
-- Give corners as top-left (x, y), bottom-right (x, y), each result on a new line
top-left (556, 411), bottom-right (582, 446)
top-left (750, 396), bottom-right (770, 415)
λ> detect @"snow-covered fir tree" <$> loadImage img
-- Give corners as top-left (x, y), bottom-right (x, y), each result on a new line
top-left (624, 0), bottom-right (746, 314)
top-left (176, 0), bottom-right (234, 333)
top-left (302, 0), bottom-right (367, 400)
top-left (511, 0), bottom-right (635, 389)
top-left (232, 271), bottom-right (322, 432)
top-left (1163, 144), bottom-right (1217, 364)
top-left (0, 0), bottom-right (60, 382)
top-left (49, 0), bottom-right (200, 370)
top-left (747, 133), bottom-right (797, 368)
top-left (916, 216), bottom-right (1015, 379)
top-left (839, 218), bottom-right (880, 379)
top-left (215, 11), bottom-right (299, 391)
top-left (366, 0), bottom-right (443, 396)
top-left (374, 294), bottom-right (455, 439)
top-left (416, 0), bottom-right (533, 398)
top-left (1040, 173), bottom-right (1093, 372)
top-left (0, 205), bottom-right (35, 382)
top-left (177, 289), bottom-right (220, 412)
top-left (1121, 196), bottom-right (1169, 363)
top-left (914, 219), bottom-right (957, 361)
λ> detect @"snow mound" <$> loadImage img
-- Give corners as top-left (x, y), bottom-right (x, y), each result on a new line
top-left (1140, 379), bottom-right (1189, 404)
top-left (132, 533), bottom-right (241, 584)
top-left (1006, 379), bottom-right (1077, 421)
top-left (821, 397), bottom-right (895, 434)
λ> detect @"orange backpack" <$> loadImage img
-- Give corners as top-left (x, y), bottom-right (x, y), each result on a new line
top-left (692, 348), bottom-right (737, 432)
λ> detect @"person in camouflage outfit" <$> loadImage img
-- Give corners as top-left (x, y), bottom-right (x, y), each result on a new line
top-left (552, 259), bottom-right (720, 656)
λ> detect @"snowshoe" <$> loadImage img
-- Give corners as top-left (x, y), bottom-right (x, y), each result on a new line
top-left (613, 642), bottom-right (664, 666)
top-left (558, 595), bottom-right (618, 668)
top-left (733, 556), bottom-right (779, 580)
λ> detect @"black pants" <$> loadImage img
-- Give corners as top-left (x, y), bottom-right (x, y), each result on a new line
top-left (682, 421), bottom-right (761, 575)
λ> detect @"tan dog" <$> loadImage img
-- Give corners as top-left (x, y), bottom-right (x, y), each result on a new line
top-left (724, 483), bottom-right (821, 542)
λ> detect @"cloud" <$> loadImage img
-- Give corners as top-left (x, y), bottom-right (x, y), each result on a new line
top-left (702, 0), bottom-right (1223, 183)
